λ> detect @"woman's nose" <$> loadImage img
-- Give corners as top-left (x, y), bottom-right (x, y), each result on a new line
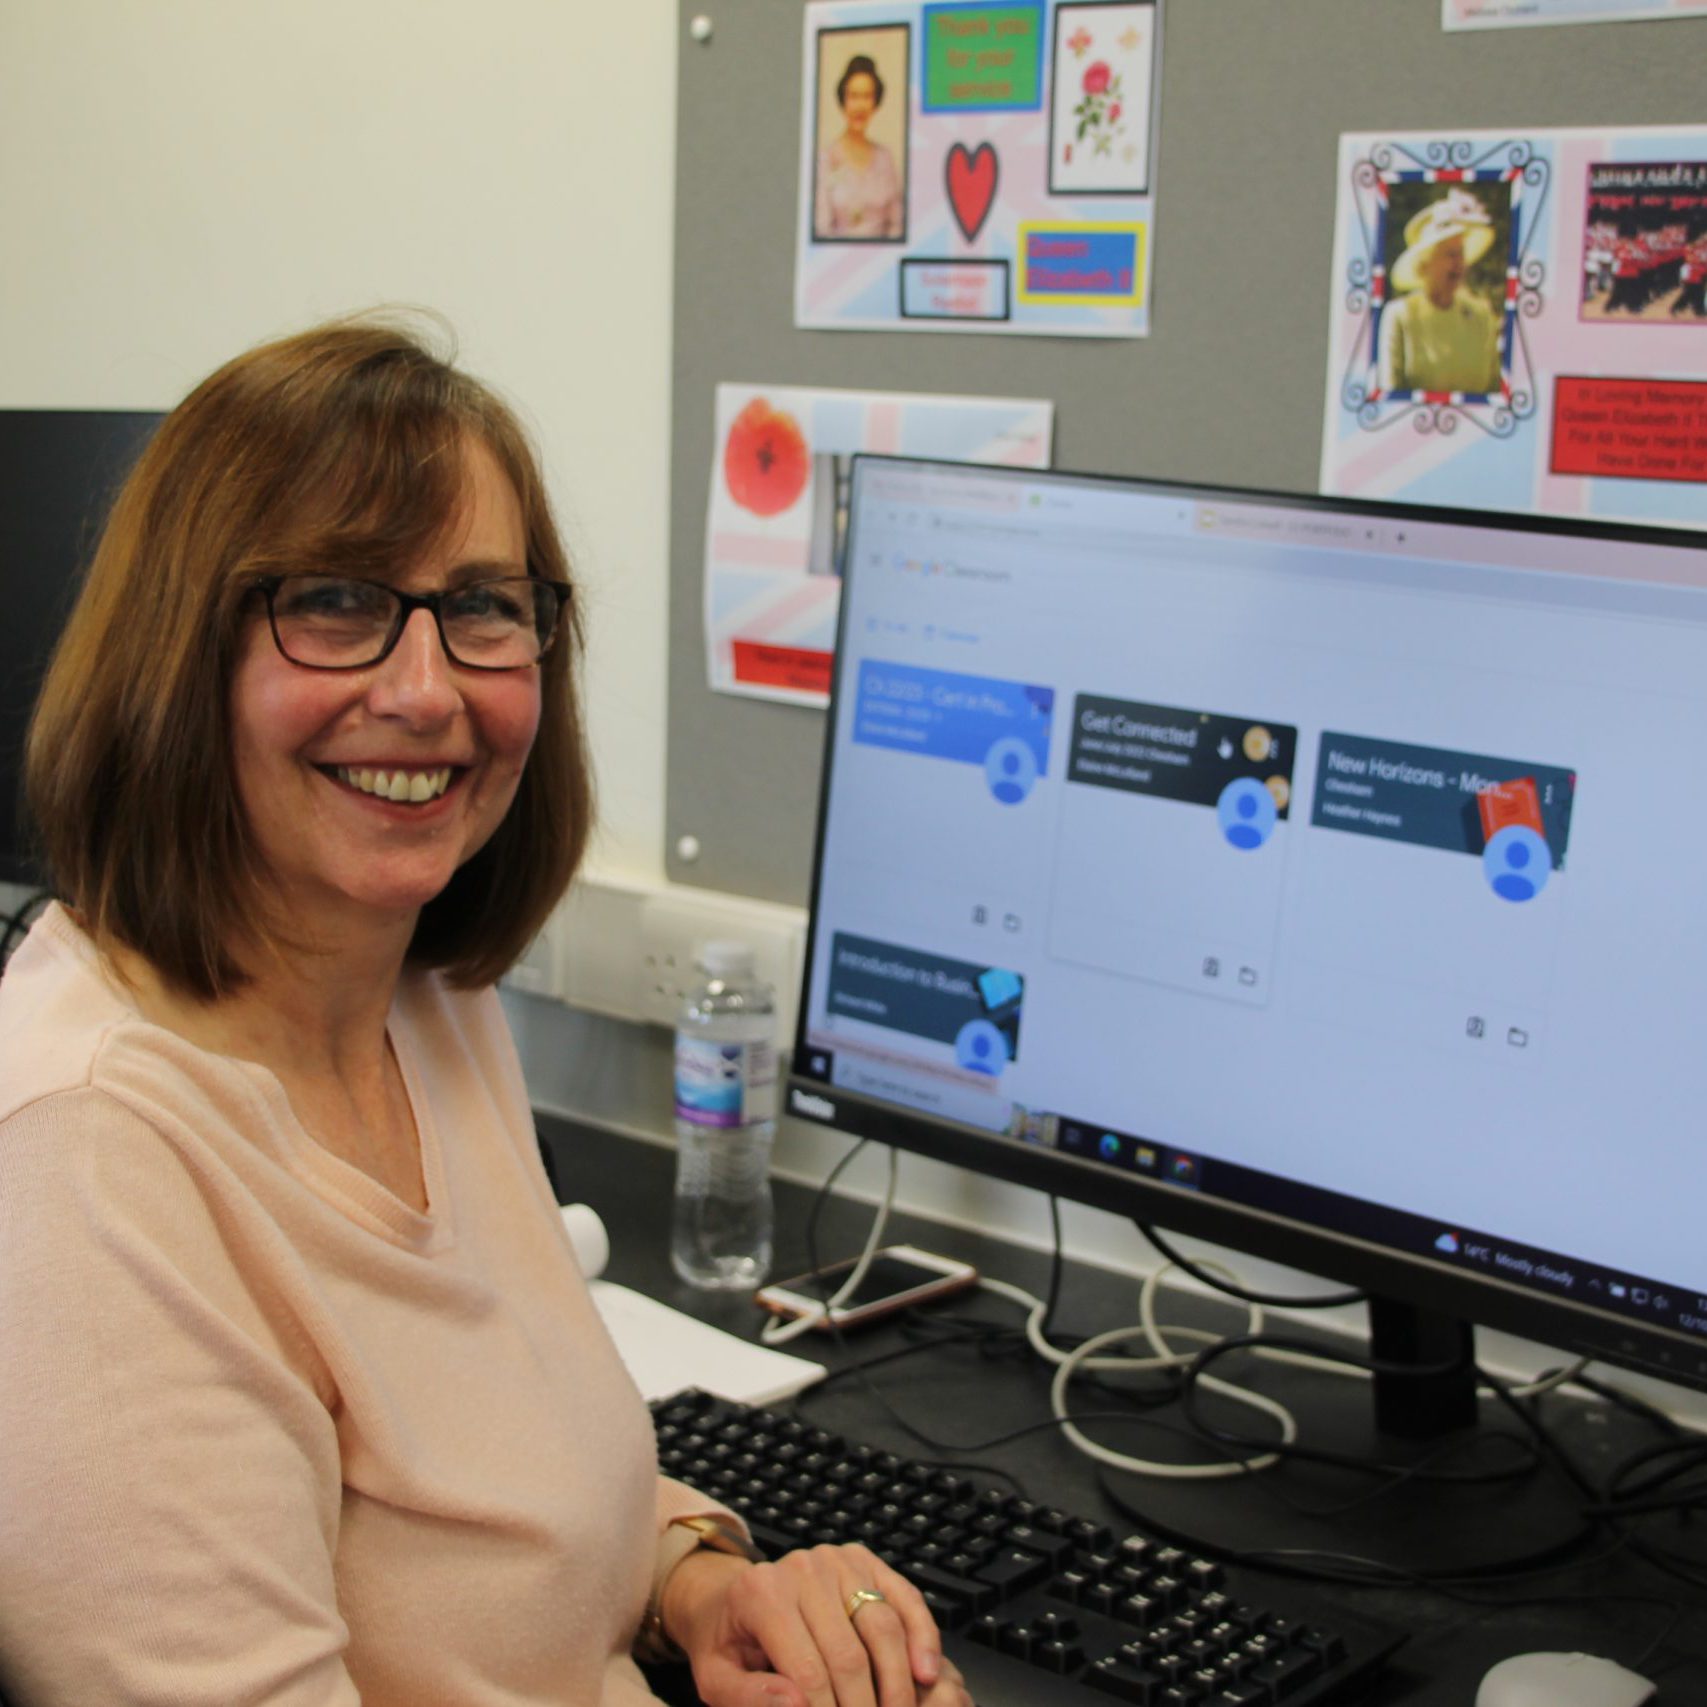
top-left (371, 607), bottom-right (461, 720)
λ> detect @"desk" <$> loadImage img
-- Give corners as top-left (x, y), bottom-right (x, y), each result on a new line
top-left (539, 1113), bottom-right (1707, 1704)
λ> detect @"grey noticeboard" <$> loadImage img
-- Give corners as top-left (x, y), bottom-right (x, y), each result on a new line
top-left (666, 0), bottom-right (1704, 905)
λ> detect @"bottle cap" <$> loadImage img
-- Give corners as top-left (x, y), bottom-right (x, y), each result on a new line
top-left (698, 939), bottom-right (756, 977)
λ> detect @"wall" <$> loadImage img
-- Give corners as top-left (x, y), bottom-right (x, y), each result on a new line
top-left (664, 0), bottom-right (1707, 901)
top-left (0, 0), bottom-right (677, 882)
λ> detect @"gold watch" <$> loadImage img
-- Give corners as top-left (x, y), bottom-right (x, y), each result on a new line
top-left (638, 1515), bottom-right (764, 1662)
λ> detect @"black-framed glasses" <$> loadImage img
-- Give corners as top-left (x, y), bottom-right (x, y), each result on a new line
top-left (252, 573), bottom-right (570, 671)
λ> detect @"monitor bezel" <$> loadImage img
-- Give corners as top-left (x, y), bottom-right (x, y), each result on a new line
top-left (789, 452), bottom-right (1707, 1397)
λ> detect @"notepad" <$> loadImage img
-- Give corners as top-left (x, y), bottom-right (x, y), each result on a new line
top-left (561, 1202), bottom-right (825, 1405)
top-left (589, 1279), bottom-right (826, 1405)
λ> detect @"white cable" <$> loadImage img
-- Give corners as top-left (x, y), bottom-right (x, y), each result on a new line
top-left (984, 1248), bottom-right (1594, 1482)
top-left (759, 1148), bottom-right (900, 1345)
top-left (984, 1261), bottom-right (1301, 1478)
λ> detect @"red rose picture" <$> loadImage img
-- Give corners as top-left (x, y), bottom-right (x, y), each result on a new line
top-left (723, 398), bottom-right (810, 517)
top-left (1073, 57), bottom-right (1126, 159)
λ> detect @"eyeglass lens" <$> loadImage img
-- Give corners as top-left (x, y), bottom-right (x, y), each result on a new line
top-left (269, 575), bottom-right (560, 669)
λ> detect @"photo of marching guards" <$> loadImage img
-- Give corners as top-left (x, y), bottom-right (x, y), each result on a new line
top-left (1580, 159), bottom-right (1707, 321)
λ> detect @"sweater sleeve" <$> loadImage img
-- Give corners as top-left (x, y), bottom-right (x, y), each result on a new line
top-left (0, 1091), bottom-right (360, 1707)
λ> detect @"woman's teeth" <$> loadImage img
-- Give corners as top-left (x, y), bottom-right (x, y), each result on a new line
top-left (335, 766), bottom-right (454, 803)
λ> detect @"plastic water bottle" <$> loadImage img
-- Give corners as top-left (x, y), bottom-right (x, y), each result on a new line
top-left (670, 941), bottom-right (777, 1290)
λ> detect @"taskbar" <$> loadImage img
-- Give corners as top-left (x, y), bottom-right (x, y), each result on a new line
top-left (1053, 1113), bottom-right (1707, 1361)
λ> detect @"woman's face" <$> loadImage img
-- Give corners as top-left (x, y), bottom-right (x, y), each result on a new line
top-left (841, 71), bottom-right (878, 136)
top-left (228, 437), bottom-right (542, 939)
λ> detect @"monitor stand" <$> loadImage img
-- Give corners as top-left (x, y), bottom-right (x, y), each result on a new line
top-left (1368, 1297), bottom-right (1478, 1440)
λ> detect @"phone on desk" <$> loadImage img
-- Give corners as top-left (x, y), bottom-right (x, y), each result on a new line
top-left (755, 1245), bottom-right (978, 1331)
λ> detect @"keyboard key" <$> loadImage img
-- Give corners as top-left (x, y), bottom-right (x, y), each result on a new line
top-left (1250, 1647), bottom-right (1321, 1697)
top-left (902, 1559), bottom-right (996, 1613)
top-left (973, 1546), bottom-right (1052, 1594)
top-left (1007, 1522), bottom-right (1078, 1564)
top-left (1036, 1637), bottom-right (1086, 1674)
top-left (1069, 1517), bottom-right (1114, 1549)
top-left (1086, 1657), bottom-right (1162, 1703)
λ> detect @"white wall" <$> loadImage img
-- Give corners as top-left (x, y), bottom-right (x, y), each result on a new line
top-left (0, 0), bottom-right (676, 880)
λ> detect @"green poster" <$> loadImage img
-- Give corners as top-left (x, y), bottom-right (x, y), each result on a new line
top-left (923, 4), bottom-right (1044, 112)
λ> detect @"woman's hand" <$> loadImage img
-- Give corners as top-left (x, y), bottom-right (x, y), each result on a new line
top-left (660, 1542), bottom-right (972, 1707)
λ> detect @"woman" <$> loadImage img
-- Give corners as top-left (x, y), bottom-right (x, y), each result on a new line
top-left (0, 320), bottom-right (966, 1707)
top-left (814, 55), bottom-right (904, 241)
top-left (1378, 188), bottom-right (1502, 397)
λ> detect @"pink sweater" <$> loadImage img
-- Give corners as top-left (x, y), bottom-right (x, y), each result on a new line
top-left (0, 906), bottom-right (714, 1705)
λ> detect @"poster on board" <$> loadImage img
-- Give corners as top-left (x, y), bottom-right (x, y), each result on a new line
top-left (796, 0), bottom-right (1161, 336)
top-left (1444, 0), bottom-right (1706, 28)
top-left (705, 384), bottom-right (1054, 706)
top-left (1320, 127), bottom-right (1707, 530)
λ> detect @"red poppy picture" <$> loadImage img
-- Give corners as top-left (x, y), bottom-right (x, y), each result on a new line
top-left (723, 399), bottom-right (811, 517)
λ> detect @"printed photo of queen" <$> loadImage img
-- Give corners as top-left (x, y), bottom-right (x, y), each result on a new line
top-left (1378, 185), bottom-right (1507, 396)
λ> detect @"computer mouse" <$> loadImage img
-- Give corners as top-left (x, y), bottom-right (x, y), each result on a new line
top-left (1476, 1650), bottom-right (1655, 1707)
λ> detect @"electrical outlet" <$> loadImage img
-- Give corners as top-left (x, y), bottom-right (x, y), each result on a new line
top-left (639, 885), bottom-right (806, 1037)
top-left (548, 872), bottom-right (806, 1038)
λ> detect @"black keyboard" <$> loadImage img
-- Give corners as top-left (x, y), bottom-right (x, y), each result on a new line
top-left (653, 1391), bottom-right (1404, 1707)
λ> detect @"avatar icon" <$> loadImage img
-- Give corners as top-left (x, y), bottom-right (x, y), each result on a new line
top-left (1217, 776), bottom-right (1277, 849)
top-left (955, 1018), bottom-right (1010, 1076)
top-left (1483, 823), bottom-right (1550, 902)
top-left (985, 735), bottom-right (1040, 805)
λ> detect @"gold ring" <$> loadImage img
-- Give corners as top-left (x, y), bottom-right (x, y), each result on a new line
top-left (845, 1587), bottom-right (887, 1622)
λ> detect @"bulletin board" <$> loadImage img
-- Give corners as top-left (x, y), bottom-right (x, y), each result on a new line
top-left (666, 0), bottom-right (1705, 904)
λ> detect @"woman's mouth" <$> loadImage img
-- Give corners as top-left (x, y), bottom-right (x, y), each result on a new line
top-left (325, 764), bottom-right (458, 804)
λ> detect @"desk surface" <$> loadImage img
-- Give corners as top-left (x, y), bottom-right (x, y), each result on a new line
top-left (539, 1113), bottom-right (1707, 1705)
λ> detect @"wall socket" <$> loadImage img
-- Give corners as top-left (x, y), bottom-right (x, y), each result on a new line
top-left (528, 872), bottom-right (808, 1038)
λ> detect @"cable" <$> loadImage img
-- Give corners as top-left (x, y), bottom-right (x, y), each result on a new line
top-left (1134, 1221), bottom-right (1367, 1310)
top-left (758, 1140), bottom-right (898, 1346)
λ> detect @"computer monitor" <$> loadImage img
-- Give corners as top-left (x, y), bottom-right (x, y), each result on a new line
top-left (0, 410), bottom-right (161, 885)
top-left (788, 454), bottom-right (1707, 1423)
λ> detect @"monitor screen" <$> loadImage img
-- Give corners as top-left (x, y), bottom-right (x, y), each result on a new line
top-left (0, 411), bottom-right (161, 885)
top-left (789, 455), bottom-right (1707, 1397)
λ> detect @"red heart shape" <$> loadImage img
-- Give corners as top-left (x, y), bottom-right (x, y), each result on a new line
top-left (945, 142), bottom-right (999, 244)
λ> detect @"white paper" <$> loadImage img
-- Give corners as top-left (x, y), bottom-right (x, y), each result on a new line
top-left (1444, 0), bottom-right (1706, 29)
top-left (590, 1280), bottom-right (827, 1406)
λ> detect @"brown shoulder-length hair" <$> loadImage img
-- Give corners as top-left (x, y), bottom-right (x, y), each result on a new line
top-left (25, 315), bottom-right (592, 1000)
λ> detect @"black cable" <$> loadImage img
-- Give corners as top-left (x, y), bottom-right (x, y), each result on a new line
top-left (1170, 1333), bottom-right (1543, 1487)
top-left (1481, 1362), bottom-right (1707, 1595)
top-left (1135, 1221), bottom-right (1367, 1310)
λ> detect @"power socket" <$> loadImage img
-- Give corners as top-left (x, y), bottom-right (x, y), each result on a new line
top-left (546, 872), bottom-right (806, 1039)
top-left (638, 885), bottom-right (806, 1037)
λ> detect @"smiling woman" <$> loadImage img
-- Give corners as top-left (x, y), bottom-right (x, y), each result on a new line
top-left (25, 319), bottom-right (587, 998)
top-left (0, 317), bottom-right (966, 1707)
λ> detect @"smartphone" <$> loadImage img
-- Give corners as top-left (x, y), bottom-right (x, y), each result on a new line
top-left (755, 1245), bottom-right (978, 1331)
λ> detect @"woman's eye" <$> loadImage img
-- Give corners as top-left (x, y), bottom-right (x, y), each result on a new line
top-left (281, 579), bottom-right (387, 619)
top-left (448, 583), bottom-right (527, 623)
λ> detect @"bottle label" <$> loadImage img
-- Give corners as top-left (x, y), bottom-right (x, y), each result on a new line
top-left (674, 1037), bottom-right (777, 1127)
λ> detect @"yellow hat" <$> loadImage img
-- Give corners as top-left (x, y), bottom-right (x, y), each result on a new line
top-left (1392, 188), bottom-right (1496, 293)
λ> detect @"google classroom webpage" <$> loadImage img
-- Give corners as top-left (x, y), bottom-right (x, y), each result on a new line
top-left (801, 462), bottom-right (1707, 1344)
